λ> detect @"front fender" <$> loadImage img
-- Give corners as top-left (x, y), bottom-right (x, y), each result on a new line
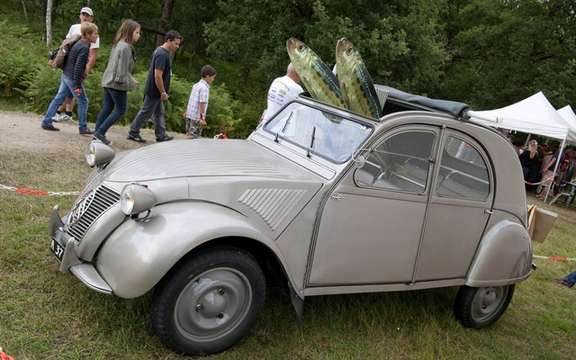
top-left (95, 201), bottom-right (289, 298)
top-left (466, 216), bottom-right (532, 287)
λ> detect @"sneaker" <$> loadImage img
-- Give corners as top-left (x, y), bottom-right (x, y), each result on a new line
top-left (41, 124), bottom-right (60, 131)
top-left (61, 114), bottom-right (73, 122)
top-left (127, 134), bottom-right (147, 143)
top-left (156, 135), bottom-right (174, 142)
top-left (52, 113), bottom-right (63, 122)
top-left (79, 128), bottom-right (94, 135)
top-left (93, 132), bottom-right (111, 145)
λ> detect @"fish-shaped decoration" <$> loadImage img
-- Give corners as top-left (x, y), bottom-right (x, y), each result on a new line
top-left (286, 38), bottom-right (347, 109)
top-left (335, 38), bottom-right (381, 118)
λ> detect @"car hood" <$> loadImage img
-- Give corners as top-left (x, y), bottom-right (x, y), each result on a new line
top-left (102, 139), bottom-right (319, 182)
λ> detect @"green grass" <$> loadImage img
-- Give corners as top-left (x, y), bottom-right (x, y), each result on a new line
top-left (1, 150), bottom-right (575, 359)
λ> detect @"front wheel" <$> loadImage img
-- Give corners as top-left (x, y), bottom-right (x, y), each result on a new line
top-left (152, 247), bottom-right (266, 356)
top-left (453, 284), bottom-right (515, 328)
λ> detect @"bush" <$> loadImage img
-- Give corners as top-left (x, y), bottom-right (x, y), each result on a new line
top-left (0, 21), bottom-right (45, 97)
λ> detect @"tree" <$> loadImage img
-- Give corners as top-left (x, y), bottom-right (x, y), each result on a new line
top-left (157, 0), bottom-right (175, 46)
top-left (204, 0), bottom-right (449, 96)
top-left (439, 0), bottom-right (576, 109)
top-left (45, 0), bottom-right (52, 45)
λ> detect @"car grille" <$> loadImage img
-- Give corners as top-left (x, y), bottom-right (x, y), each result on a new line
top-left (66, 185), bottom-right (120, 241)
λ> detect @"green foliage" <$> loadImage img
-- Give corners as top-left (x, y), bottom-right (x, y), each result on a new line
top-left (204, 0), bottom-right (449, 95)
top-left (440, 0), bottom-right (576, 109)
top-left (0, 20), bottom-right (45, 97)
top-left (1, 0), bottom-right (576, 134)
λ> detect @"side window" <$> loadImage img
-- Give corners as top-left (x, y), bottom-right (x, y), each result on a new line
top-left (355, 131), bottom-right (435, 194)
top-left (436, 136), bottom-right (490, 201)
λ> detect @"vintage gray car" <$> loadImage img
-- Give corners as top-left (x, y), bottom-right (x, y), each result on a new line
top-left (48, 87), bottom-right (533, 356)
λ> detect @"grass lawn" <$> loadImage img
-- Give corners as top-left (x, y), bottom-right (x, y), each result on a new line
top-left (0, 140), bottom-right (575, 359)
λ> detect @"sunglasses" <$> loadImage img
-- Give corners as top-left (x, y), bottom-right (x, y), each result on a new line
top-left (81, 12), bottom-right (92, 17)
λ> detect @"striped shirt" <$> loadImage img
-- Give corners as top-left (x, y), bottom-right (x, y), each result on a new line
top-left (186, 79), bottom-right (210, 120)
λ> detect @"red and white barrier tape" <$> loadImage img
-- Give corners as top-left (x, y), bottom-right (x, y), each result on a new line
top-left (0, 183), bottom-right (79, 197)
top-left (2, 184), bottom-right (576, 262)
top-left (534, 255), bottom-right (576, 262)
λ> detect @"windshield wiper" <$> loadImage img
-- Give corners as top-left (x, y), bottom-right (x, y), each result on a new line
top-left (307, 126), bottom-right (316, 158)
top-left (275, 112), bottom-right (293, 143)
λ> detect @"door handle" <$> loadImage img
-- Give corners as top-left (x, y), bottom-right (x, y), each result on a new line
top-left (484, 209), bottom-right (493, 215)
top-left (330, 193), bottom-right (344, 200)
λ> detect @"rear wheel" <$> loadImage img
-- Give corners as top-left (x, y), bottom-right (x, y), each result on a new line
top-left (453, 284), bottom-right (515, 328)
top-left (152, 247), bottom-right (266, 355)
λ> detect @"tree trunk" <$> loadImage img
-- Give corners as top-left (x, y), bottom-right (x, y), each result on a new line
top-left (156, 0), bottom-right (175, 46)
top-left (21, 0), bottom-right (28, 21)
top-left (46, 0), bottom-right (53, 45)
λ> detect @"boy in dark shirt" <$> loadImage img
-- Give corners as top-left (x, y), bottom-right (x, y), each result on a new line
top-left (41, 22), bottom-right (98, 134)
top-left (127, 30), bottom-right (182, 143)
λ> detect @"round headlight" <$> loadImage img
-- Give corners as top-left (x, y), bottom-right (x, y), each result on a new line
top-left (86, 142), bottom-right (97, 167)
top-left (85, 140), bottom-right (115, 168)
top-left (120, 191), bottom-right (135, 215)
top-left (120, 184), bottom-right (157, 216)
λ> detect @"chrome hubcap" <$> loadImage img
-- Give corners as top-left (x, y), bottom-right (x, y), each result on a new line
top-left (471, 286), bottom-right (508, 322)
top-left (175, 267), bottom-right (252, 342)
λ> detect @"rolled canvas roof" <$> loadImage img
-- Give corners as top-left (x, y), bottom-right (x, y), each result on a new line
top-left (375, 85), bottom-right (470, 118)
top-left (468, 92), bottom-right (569, 140)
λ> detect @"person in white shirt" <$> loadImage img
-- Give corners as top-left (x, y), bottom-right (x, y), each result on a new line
top-left (54, 7), bottom-right (100, 122)
top-left (261, 63), bottom-right (303, 122)
top-left (185, 65), bottom-right (217, 139)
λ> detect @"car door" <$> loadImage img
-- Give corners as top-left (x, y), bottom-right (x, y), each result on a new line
top-left (413, 130), bottom-right (494, 281)
top-left (308, 126), bottom-right (440, 286)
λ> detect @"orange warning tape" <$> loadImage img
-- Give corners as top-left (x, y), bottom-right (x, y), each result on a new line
top-left (534, 255), bottom-right (576, 262)
top-left (0, 183), bottom-right (78, 197)
top-left (15, 187), bottom-right (49, 196)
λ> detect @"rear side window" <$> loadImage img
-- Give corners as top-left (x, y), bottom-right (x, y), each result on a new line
top-left (435, 136), bottom-right (490, 201)
top-left (355, 131), bottom-right (436, 194)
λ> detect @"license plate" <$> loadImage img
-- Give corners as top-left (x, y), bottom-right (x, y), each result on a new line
top-left (51, 238), bottom-right (65, 261)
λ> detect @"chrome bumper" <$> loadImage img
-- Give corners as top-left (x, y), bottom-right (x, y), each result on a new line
top-left (49, 205), bottom-right (112, 295)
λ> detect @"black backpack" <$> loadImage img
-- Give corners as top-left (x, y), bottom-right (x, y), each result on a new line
top-left (48, 34), bottom-right (81, 70)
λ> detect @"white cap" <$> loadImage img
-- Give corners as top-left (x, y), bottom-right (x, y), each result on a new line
top-left (80, 7), bottom-right (94, 17)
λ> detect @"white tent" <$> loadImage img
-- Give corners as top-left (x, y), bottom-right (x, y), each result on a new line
top-left (467, 92), bottom-right (572, 202)
top-left (468, 92), bottom-right (569, 140)
top-left (557, 105), bottom-right (576, 143)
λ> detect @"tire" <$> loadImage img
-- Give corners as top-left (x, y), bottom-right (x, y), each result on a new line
top-left (152, 247), bottom-right (266, 356)
top-left (453, 284), bottom-right (515, 328)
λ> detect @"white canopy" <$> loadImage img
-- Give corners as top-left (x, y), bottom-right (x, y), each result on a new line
top-left (468, 92), bottom-right (569, 140)
top-left (557, 105), bottom-right (576, 143)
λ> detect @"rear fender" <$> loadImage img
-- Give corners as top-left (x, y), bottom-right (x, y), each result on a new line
top-left (466, 215), bottom-right (532, 287)
top-left (95, 201), bottom-right (291, 298)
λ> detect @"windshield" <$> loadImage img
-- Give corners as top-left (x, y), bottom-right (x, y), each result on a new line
top-left (264, 103), bottom-right (372, 163)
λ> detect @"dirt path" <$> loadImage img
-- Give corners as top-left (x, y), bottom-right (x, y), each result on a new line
top-left (0, 110), bottom-right (187, 154)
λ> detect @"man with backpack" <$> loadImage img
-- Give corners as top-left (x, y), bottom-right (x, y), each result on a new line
top-left (52, 7), bottom-right (100, 122)
top-left (41, 22), bottom-right (99, 134)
